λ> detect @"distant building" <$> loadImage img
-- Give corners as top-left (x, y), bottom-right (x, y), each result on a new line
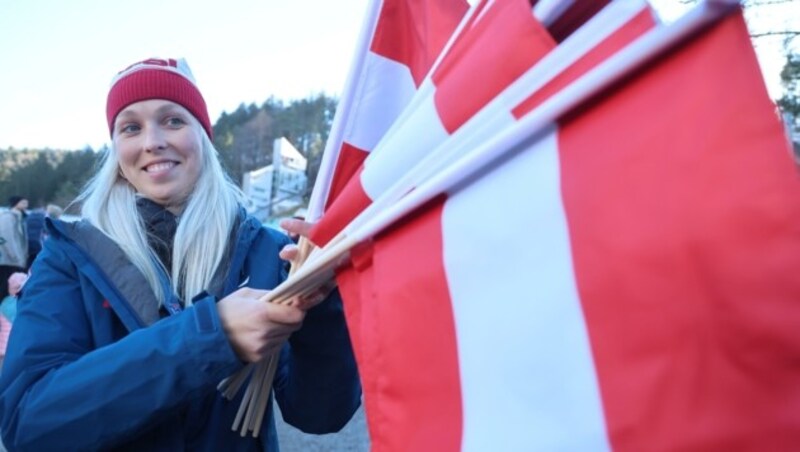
top-left (242, 138), bottom-right (308, 222)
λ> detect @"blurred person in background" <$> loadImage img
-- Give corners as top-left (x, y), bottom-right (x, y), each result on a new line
top-left (0, 196), bottom-right (28, 297)
top-left (25, 204), bottom-right (64, 271)
top-left (45, 204), bottom-right (63, 221)
top-left (0, 272), bottom-right (27, 372)
top-left (24, 208), bottom-right (45, 271)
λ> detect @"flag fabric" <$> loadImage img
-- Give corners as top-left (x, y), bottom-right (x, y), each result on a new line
top-left (310, 0), bottom-right (468, 219)
top-left (338, 8), bottom-right (800, 451)
top-left (309, 0), bottom-right (657, 246)
top-left (311, 0), bottom-right (557, 245)
top-left (337, 2), bottom-right (657, 440)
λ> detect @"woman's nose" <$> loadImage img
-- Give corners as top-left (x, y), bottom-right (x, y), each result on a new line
top-left (143, 124), bottom-right (167, 152)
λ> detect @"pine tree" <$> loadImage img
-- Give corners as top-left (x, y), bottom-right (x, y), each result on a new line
top-left (777, 51), bottom-right (800, 143)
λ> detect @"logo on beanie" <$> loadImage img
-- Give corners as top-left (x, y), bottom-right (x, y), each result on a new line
top-left (113, 58), bottom-right (195, 84)
top-left (106, 57), bottom-right (212, 139)
top-left (120, 58), bottom-right (179, 73)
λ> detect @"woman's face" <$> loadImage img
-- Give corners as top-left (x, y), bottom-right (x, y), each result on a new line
top-left (113, 99), bottom-right (204, 213)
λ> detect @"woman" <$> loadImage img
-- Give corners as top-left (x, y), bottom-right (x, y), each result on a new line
top-left (0, 58), bottom-right (360, 451)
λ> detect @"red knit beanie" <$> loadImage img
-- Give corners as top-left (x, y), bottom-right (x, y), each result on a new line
top-left (106, 58), bottom-right (213, 139)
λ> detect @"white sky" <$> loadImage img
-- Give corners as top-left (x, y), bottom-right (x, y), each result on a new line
top-left (0, 0), bottom-right (795, 151)
top-left (0, 0), bottom-right (371, 150)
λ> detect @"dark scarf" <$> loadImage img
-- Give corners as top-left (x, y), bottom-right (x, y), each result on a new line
top-left (136, 197), bottom-right (178, 272)
top-left (136, 198), bottom-right (239, 305)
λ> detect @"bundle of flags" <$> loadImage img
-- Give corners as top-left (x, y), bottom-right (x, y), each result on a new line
top-left (230, 0), bottom-right (800, 449)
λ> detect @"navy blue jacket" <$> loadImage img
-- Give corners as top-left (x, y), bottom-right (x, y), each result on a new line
top-left (25, 211), bottom-right (45, 253)
top-left (0, 213), bottom-right (360, 451)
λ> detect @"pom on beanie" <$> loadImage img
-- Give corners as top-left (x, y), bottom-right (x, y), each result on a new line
top-left (106, 58), bottom-right (213, 139)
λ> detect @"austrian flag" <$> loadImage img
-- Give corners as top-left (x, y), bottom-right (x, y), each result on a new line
top-left (340, 7), bottom-right (800, 452)
top-left (310, 0), bottom-right (659, 246)
top-left (310, 0), bottom-right (556, 245)
top-left (310, 0), bottom-right (468, 218)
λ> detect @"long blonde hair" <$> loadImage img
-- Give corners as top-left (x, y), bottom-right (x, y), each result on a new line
top-left (78, 124), bottom-right (244, 305)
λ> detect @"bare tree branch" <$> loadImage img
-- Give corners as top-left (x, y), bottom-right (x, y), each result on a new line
top-left (749, 30), bottom-right (800, 38)
top-left (680, 0), bottom-right (797, 4)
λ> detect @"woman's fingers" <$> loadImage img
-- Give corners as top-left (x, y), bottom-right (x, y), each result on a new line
top-left (279, 218), bottom-right (313, 239)
top-left (279, 244), bottom-right (299, 262)
top-left (217, 288), bottom-right (306, 362)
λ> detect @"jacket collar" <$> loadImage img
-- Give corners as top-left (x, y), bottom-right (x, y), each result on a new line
top-left (47, 218), bottom-right (162, 328)
top-left (45, 207), bottom-right (255, 331)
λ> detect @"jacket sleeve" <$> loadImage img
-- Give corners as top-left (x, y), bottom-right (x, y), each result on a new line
top-left (0, 241), bottom-right (243, 451)
top-left (265, 228), bottom-right (361, 433)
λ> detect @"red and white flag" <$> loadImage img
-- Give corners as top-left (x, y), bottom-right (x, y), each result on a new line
top-left (335, 0), bottom-right (656, 414)
top-left (339, 6), bottom-right (800, 451)
top-left (310, 0), bottom-right (656, 246)
top-left (311, 0), bottom-right (556, 245)
top-left (308, 0), bottom-right (468, 221)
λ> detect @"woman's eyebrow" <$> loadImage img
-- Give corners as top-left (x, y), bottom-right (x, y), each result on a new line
top-left (155, 104), bottom-right (187, 115)
top-left (115, 109), bottom-right (138, 120)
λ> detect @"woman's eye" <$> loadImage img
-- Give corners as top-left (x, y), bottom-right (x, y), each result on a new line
top-left (120, 123), bottom-right (140, 134)
top-left (165, 116), bottom-right (187, 127)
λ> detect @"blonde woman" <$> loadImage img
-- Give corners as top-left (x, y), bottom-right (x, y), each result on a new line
top-left (0, 58), bottom-right (360, 450)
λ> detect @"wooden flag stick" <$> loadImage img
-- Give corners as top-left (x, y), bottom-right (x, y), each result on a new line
top-left (251, 353), bottom-right (281, 437)
top-left (231, 361), bottom-right (260, 432)
top-left (218, 363), bottom-right (254, 400)
top-left (239, 359), bottom-right (270, 436)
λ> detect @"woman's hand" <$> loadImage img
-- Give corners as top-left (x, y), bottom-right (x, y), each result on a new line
top-left (8, 272), bottom-right (29, 296)
top-left (216, 287), bottom-right (305, 362)
top-left (278, 217), bottom-right (313, 263)
top-left (278, 218), bottom-right (337, 310)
